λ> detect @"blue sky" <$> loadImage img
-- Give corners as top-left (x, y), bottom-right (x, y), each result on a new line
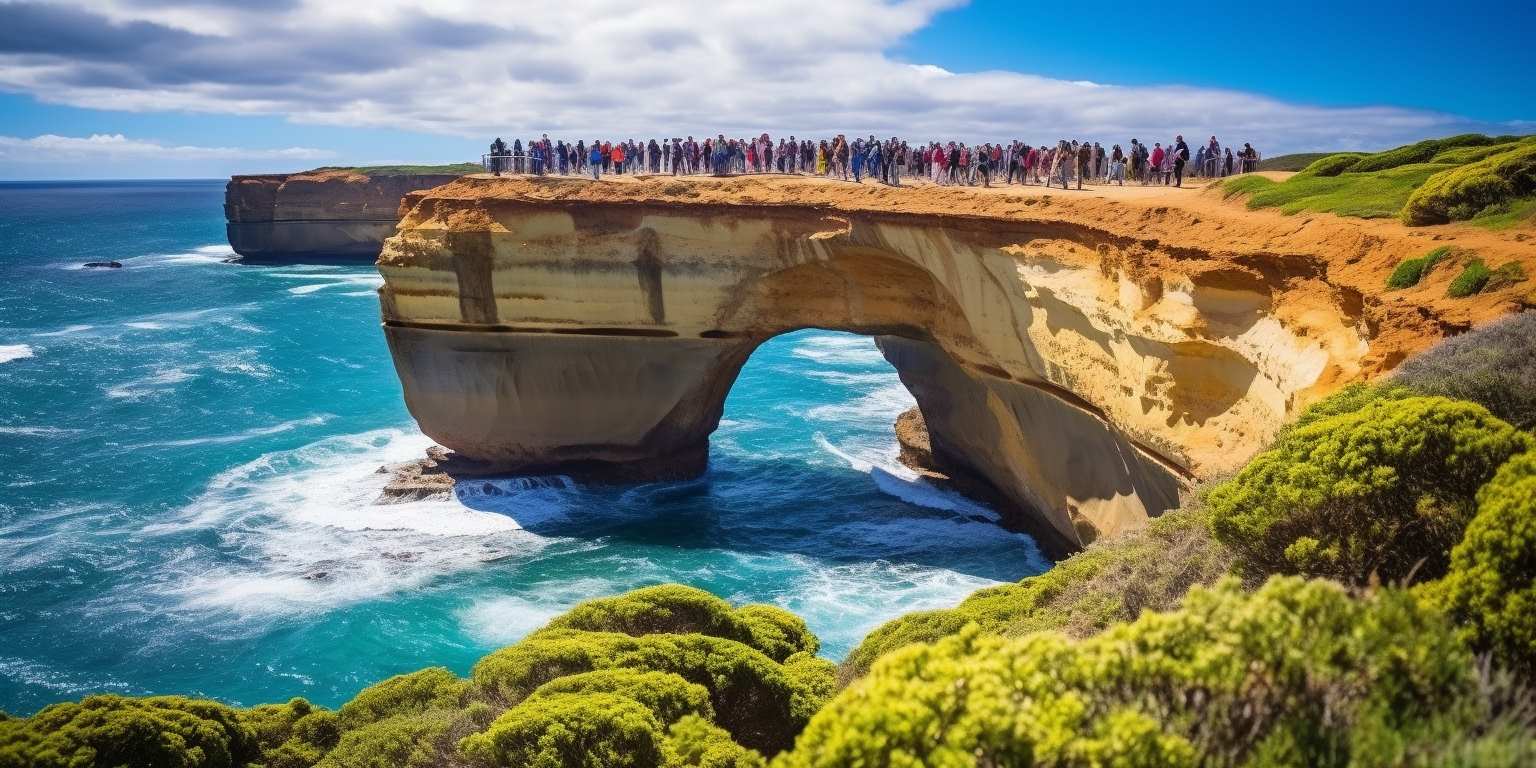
top-left (0, 0), bottom-right (1530, 178)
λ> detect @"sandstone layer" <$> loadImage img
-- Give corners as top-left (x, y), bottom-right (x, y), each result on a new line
top-left (374, 175), bottom-right (1534, 554)
top-left (226, 170), bottom-right (464, 260)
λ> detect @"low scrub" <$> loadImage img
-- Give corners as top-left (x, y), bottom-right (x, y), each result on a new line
top-left (784, 578), bottom-right (1507, 768)
top-left (1448, 258), bottom-right (1494, 297)
top-left (0, 695), bottom-right (261, 768)
top-left (1402, 142), bottom-right (1536, 225)
top-left (1296, 151), bottom-right (1367, 177)
top-left (842, 500), bottom-right (1232, 680)
top-left (1386, 245), bottom-right (1451, 288)
top-left (1348, 133), bottom-right (1516, 174)
top-left (540, 584), bottom-right (816, 662)
top-left (1441, 449), bottom-right (1536, 674)
top-left (1206, 395), bottom-right (1531, 585)
top-left (1394, 312), bottom-right (1536, 430)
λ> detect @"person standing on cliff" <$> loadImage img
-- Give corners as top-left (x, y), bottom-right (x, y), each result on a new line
top-left (1173, 135), bottom-right (1191, 187)
top-left (588, 141), bottom-right (603, 180)
top-left (489, 137), bottom-right (507, 176)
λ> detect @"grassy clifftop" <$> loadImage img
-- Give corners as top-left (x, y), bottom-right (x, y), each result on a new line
top-left (1225, 133), bottom-right (1536, 228)
top-left (306, 163), bottom-right (482, 176)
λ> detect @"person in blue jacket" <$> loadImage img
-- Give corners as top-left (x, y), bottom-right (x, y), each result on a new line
top-left (588, 142), bottom-right (603, 180)
top-left (851, 138), bottom-right (865, 182)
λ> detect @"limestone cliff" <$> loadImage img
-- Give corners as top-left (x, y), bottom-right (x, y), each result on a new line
top-left (374, 175), bottom-right (1534, 554)
top-left (225, 169), bottom-right (464, 260)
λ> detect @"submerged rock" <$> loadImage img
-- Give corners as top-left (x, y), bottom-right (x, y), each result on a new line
top-left (82, 261), bottom-right (122, 268)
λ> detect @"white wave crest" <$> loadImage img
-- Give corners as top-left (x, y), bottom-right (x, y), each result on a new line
top-left (0, 344), bottom-right (34, 364)
top-left (140, 428), bottom-right (556, 618)
top-left (129, 415), bottom-right (334, 449)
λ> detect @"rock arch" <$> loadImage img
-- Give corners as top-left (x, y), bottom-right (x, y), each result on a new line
top-left (377, 178), bottom-right (1372, 553)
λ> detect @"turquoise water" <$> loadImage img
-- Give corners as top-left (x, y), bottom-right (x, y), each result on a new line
top-left (0, 180), bottom-right (1046, 715)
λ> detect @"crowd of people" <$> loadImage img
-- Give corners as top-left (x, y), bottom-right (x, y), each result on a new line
top-left (484, 134), bottom-right (1262, 188)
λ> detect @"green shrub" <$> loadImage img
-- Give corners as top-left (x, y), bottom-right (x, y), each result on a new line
top-left (471, 630), bottom-right (809, 753)
top-left (733, 604), bottom-right (818, 661)
top-left (664, 715), bottom-right (764, 768)
top-left (1207, 396), bottom-right (1532, 585)
top-left (527, 669), bottom-right (713, 725)
top-left (1297, 152), bottom-right (1367, 177)
top-left (0, 695), bottom-right (260, 768)
top-left (1350, 134), bottom-right (1515, 174)
top-left (779, 653), bottom-right (837, 721)
top-left (1431, 139), bottom-right (1534, 165)
top-left (337, 667), bottom-right (467, 730)
top-left (1395, 312), bottom-right (1536, 430)
top-left (314, 710), bottom-right (457, 768)
top-left (842, 502), bottom-right (1232, 679)
top-left (1403, 142), bottom-right (1536, 225)
top-left (1283, 382), bottom-right (1413, 436)
top-left (1449, 259), bottom-right (1495, 297)
top-left (459, 693), bottom-right (666, 768)
top-left (536, 585), bottom-right (812, 662)
top-left (1387, 246), bottom-right (1452, 289)
top-left (1443, 450), bottom-right (1536, 673)
top-left (242, 698), bottom-right (339, 768)
top-left (781, 578), bottom-right (1481, 768)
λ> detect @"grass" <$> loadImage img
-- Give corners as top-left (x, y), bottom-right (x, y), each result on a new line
top-left (1295, 152), bottom-right (1368, 177)
top-left (1387, 246), bottom-right (1451, 289)
top-left (1257, 152), bottom-right (1338, 172)
top-left (309, 163), bottom-right (482, 176)
top-left (1447, 259), bottom-right (1493, 297)
top-left (1347, 134), bottom-right (1518, 174)
top-left (1223, 162), bottom-right (1452, 218)
top-left (1469, 196), bottom-right (1536, 230)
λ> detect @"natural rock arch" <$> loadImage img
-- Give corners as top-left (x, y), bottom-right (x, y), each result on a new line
top-left (377, 177), bottom-right (1373, 553)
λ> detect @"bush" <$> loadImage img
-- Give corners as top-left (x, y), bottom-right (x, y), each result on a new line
top-left (336, 667), bottom-right (467, 730)
top-left (780, 578), bottom-right (1481, 768)
top-left (1387, 246), bottom-right (1451, 289)
top-left (841, 503), bottom-right (1232, 679)
top-left (459, 693), bottom-right (665, 768)
top-left (471, 630), bottom-right (813, 754)
top-left (0, 695), bottom-right (259, 768)
top-left (1449, 259), bottom-right (1495, 298)
top-left (1395, 312), bottom-right (1536, 430)
top-left (526, 669), bottom-right (713, 726)
top-left (242, 698), bottom-right (339, 768)
top-left (1350, 134), bottom-right (1515, 174)
top-left (536, 585), bottom-right (812, 662)
top-left (1298, 152), bottom-right (1367, 177)
top-left (664, 715), bottom-right (764, 768)
top-left (733, 604), bottom-right (818, 661)
top-left (1403, 142), bottom-right (1536, 225)
top-left (1431, 139), bottom-right (1534, 165)
top-left (1207, 396), bottom-right (1532, 585)
top-left (1443, 450), bottom-right (1536, 673)
top-left (315, 710), bottom-right (457, 768)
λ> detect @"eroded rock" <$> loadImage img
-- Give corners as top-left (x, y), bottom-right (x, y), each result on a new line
top-left (372, 175), bottom-right (1534, 552)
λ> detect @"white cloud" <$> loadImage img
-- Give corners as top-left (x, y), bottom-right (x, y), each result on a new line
top-left (0, 133), bottom-right (333, 161)
top-left (0, 0), bottom-right (1516, 154)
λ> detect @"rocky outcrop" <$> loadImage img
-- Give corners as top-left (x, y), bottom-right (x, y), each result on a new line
top-left (226, 169), bottom-right (464, 260)
top-left (374, 175), bottom-right (1534, 554)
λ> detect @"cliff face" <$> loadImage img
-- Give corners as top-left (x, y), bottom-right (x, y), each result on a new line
top-left (374, 175), bottom-right (1533, 554)
top-left (225, 170), bottom-right (464, 260)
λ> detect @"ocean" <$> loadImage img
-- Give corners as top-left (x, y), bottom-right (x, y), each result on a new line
top-left (0, 179), bottom-right (1046, 715)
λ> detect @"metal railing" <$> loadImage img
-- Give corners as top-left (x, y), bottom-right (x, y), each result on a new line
top-left (482, 153), bottom-right (545, 175)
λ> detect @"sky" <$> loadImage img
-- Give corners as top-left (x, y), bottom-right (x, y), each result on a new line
top-left (0, 0), bottom-right (1531, 179)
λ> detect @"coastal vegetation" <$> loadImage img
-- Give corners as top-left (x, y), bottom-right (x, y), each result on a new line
top-left (1223, 133), bottom-right (1536, 227)
top-left (6, 314), bottom-right (1536, 766)
top-left (1386, 245), bottom-right (1450, 289)
top-left (309, 164), bottom-right (482, 176)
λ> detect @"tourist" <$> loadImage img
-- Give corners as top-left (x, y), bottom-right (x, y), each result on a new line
top-left (588, 141), bottom-right (602, 179)
top-left (1173, 135), bottom-right (1190, 187)
top-left (1109, 144), bottom-right (1126, 185)
top-left (1076, 141), bottom-right (1092, 190)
